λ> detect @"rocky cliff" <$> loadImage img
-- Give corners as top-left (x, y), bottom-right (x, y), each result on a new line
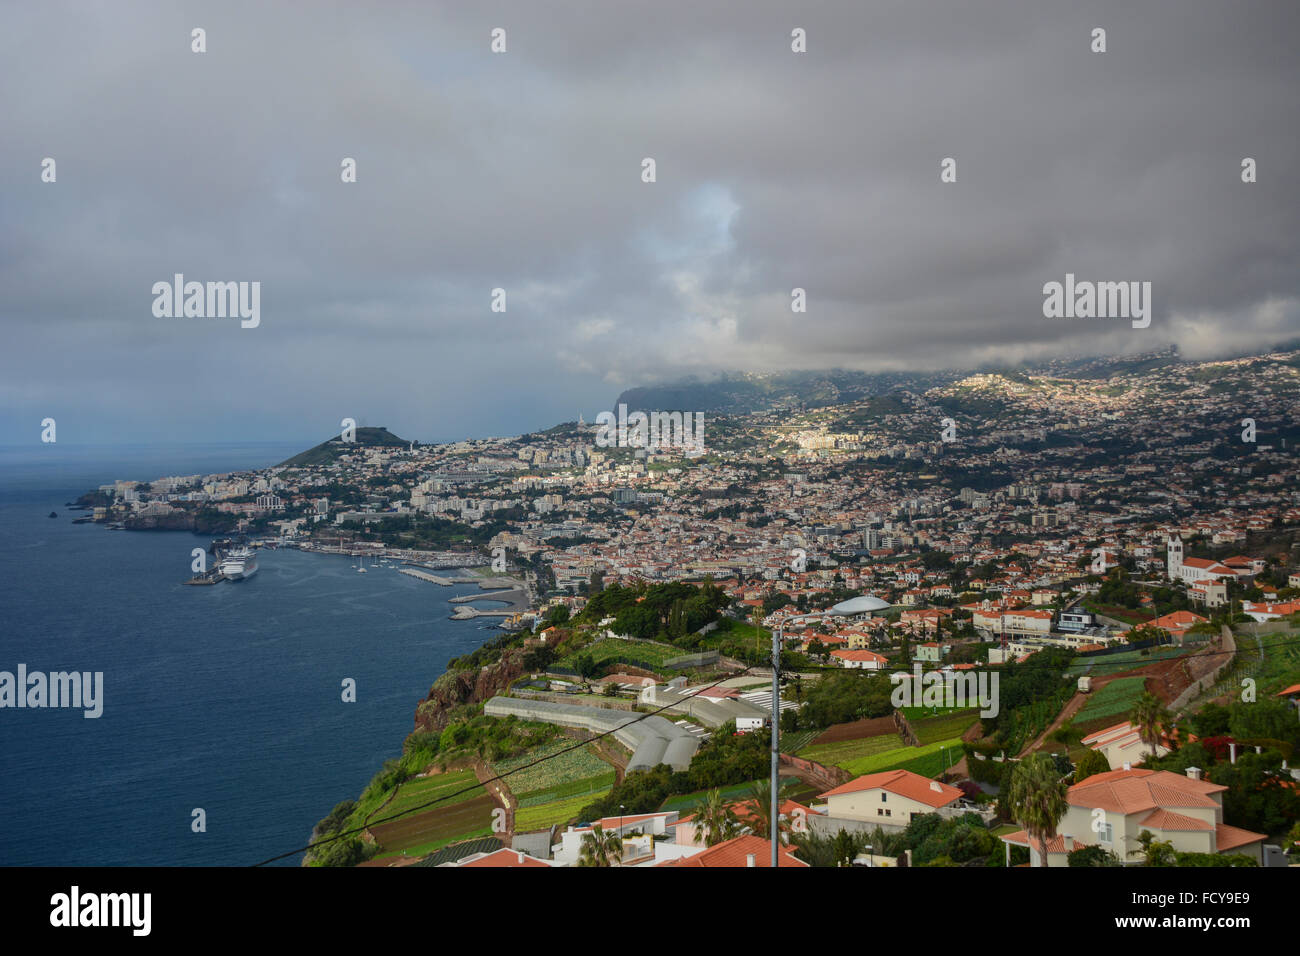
top-left (413, 649), bottom-right (527, 734)
top-left (122, 512), bottom-right (239, 533)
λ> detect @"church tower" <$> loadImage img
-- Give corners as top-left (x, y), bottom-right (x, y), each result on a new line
top-left (1166, 534), bottom-right (1183, 582)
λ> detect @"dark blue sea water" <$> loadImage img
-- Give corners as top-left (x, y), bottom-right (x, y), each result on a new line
top-left (0, 443), bottom-right (501, 866)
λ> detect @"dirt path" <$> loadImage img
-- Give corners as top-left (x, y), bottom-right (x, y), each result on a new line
top-left (475, 759), bottom-right (515, 837)
top-left (587, 735), bottom-right (629, 785)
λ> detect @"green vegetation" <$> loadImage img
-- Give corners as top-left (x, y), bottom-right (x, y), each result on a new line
top-left (493, 741), bottom-right (616, 810)
top-left (798, 733), bottom-right (905, 767)
top-left (1075, 677), bottom-right (1148, 725)
top-left (792, 812), bottom-right (1001, 868)
top-left (796, 671), bottom-right (895, 728)
top-left (559, 636), bottom-right (681, 673)
top-left (1066, 645), bottom-right (1186, 677)
top-left (1005, 752), bottom-right (1069, 869)
top-left (577, 722), bottom-right (768, 821)
top-left (577, 580), bottom-right (731, 643)
top-left (980, 649), bottom-right (1076, 753)
top-left (1072, 748), bottom-right (1111, 783)
top-left (910, 709), bottom-right (979, 745)
top-left (278, 426), bottom-right (409, 468)
top-left (517, 792), bottom-right (612, 832)
top-left (839, 737), bottom-right (963, 777)
top-left (308, 714), bottom-right (556, 865)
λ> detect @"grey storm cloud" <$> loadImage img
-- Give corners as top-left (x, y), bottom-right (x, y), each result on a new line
top-left (1, 0), bottom-right (1297, 443)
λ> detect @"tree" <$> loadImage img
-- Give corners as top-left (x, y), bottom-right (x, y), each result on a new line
top-left (1190, 702), bottom-right (1231, 738)
top-left (1130, 692), bottom-right (1171, 762)
top-left (693, 788), bottom-right (741, 848)
top-left (1073, 748), bottom-right (1110, 783)
top-left (832, 828), bottom-right (858, 867)
top-left (1068, 844), bottom-right (1120, 867)
top-left (1137, 831), bottom-right (1177, 867)
top-left (1229, 697), bottom-right (1300, 752)
top-left (1006, 753), bottom-right (1069, 868)
top-left (571, 652), bottom-right (599, 680)
top-left (577, 824), bottom-right (624, 867)
top-left (743, 777), bottom-right (793, 844)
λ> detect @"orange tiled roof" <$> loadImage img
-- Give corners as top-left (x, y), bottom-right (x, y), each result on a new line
top-left (999, 829), bottom-right (1092, 854)
top-left (658, 834), bottom-right (808, 868)
top-left (1139, 808), bottom-right (1213, 832)
top-left (1215, 823), bottom-right (1267, 851)
top-left (1068, 768), bottom-right (1225, 814)
top-left (818, 769), bottom-right (962, 808)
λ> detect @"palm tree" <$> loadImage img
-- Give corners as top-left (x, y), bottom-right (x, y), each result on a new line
top-left (577, 824), bottom-right (624, 867)
top-left (693, 788), bottom-right (740, 848)
top-left (1131, 692), bottom-right (1171, 763)
top-left (1006, 752), bottom-right (1069, 868)
top-left (744, 777), bottom-right (793, 843)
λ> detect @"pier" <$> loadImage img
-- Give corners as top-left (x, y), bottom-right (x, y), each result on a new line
top-left (397, 569), bottom-right (483, 586)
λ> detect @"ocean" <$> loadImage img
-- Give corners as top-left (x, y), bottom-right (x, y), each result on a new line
top-left (0, 443), bottom-right (500, 866)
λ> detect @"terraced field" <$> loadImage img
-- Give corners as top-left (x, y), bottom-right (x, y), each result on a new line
top-left (1075, 677), bottom-right (1148, 726)
top-left (367, 770), bottom-right (497, 857)
top-left (839, 737), bottom-right (965, 777)
top-left (376, 768), bottom-right (483, 821)
top-left (1066, 646), bottom-right (1187, 677)
top-left (562, 637), bottom-right (680, 671)
top-left (798, 732), bottom-right (904, 768)
top-left (495, 740), bottom-right (617, 832)
top-left (493, 740), bottom-right (614, 798)
top-left (910, 709), bottom-right (979, 745)
top-left (515, 792), bottom-right (607, 832)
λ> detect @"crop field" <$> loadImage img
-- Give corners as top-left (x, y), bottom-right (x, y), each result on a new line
top-left (809, 716), bottom-right (898, 744)
top-left (839, 737), bottom-right (964, 777)
top-left (377, 768), bottom-right (482, 821)
top-left (515, 792), bottom-right (610, 832)
top-left (1066, 646), bottom-right (1187, 677)
top-left (492, 740), bottom-right (614, 800)
top-left (367, 790), bottom-right (496, 855)
top-left (1250, 628), bottom-right (1300, 696)
top-left (798, 733), bottom-right (904, 768)
top-left (910, 709), bottom-right (979, 745)
top-left (889, 744), bottom-right (963, 778)
top-left (779, 729), bottom-right (821, 753)
top-left (1075, 677), bottom-right (1148, 725)
top-left (565, 637), bottom-right (681, 670)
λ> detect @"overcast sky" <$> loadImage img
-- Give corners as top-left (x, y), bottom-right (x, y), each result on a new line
top-left (2, 0), bottom-right (1297, 445)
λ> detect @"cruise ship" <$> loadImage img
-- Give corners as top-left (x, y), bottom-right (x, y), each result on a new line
top-left (219, 547), bottom-right (259, 581)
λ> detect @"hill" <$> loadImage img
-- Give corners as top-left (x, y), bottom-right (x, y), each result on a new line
top-left (615, 369), bottom-right (961, 416)
top-left (278, 427), bottom-right (410, 468)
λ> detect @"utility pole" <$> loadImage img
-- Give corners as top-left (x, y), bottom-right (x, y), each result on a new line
top-left (771, 619), bottom-right (782, 868)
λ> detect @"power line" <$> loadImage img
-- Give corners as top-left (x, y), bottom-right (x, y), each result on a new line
top-left (251, 664), bottom-right (756, 867)
top-left (255, 629), bottom-right (1297, 865)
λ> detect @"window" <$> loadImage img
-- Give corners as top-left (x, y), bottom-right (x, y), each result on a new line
top-left (1100, 823), bottom-right (1113, 844)
top-left (881, 793), bottom-right (887, 802)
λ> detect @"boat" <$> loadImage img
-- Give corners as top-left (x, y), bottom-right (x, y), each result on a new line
top-left (357, 555), bottom-right (367, 573)
top-left (219, 547), bottom-right (259, 581)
